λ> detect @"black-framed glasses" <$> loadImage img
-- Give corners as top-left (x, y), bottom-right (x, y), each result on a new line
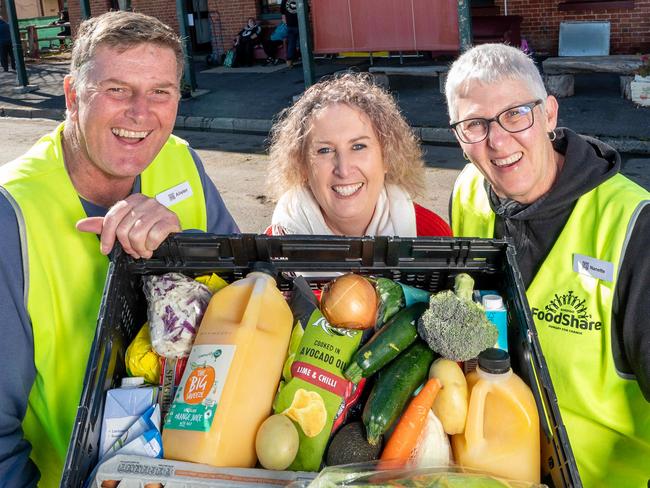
top-left (450, 100), bottom-right (543, 144)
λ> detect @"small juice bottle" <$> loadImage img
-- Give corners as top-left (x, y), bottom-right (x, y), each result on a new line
top-left (162, 264), bottom-right (293, 467)
top-left (452, 348), bottom-right (540, 483)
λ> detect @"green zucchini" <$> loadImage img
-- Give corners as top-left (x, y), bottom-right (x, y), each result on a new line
top-left (362, 340), bottom-right (436, 445)
top-left (344, 303), bottom-right (427, 383)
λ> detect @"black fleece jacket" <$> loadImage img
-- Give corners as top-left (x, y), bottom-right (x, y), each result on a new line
top-left (486, 128), bottom-right (650, 400)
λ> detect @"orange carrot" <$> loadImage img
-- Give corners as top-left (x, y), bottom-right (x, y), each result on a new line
top-left (379, 377), bottom-right (442, 463)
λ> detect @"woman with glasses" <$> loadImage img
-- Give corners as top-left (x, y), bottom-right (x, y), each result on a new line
top-left (265, 73), bottom-right (451, 237)
top-left (447, 43), bottom-right (650, 487)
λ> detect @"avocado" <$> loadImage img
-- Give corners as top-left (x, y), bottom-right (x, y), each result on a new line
top-left (326, 421), bottom-right (382, 466)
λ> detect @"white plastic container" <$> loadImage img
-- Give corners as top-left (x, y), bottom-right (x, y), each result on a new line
top-left (453, 348), bottom-right (540, 483)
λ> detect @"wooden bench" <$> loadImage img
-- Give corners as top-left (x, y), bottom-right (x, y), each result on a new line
top-left (542, 55), bottom-right (643, 98)
top-left (368, 65), bottom-right (449, 93)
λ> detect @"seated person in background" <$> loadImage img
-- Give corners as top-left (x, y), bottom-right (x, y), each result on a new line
top-left (266, 73), bottom-right (452, 237)
top-left (51, 10), bottom-right (71, 47)
top-left (446, 43), bottom-right (649, 487)
top-left (234, 17), bottom-right (278, 67)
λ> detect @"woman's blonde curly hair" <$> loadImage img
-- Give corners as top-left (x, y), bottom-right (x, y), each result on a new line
top-left (267, 72), bottom-right (425, 199)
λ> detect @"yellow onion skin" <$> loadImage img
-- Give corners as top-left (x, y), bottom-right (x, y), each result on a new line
top-left (320, 273), bottom-right (378, 329)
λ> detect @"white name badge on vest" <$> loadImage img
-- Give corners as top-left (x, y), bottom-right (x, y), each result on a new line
top-left (156, 181), bottom-right (193, 208)
top-left (573, 253), bottom-right (614, 282)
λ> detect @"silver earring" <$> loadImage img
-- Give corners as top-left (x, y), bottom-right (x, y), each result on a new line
top-left (548, 130), bottom-right (557, 142)
top-left (462, 152), bottom-right (469, 161)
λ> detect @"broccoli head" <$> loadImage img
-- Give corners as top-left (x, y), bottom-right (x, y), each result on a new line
top-left (417, 273), bottom-right (498, 361)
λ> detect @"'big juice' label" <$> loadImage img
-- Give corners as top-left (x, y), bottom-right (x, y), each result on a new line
top-left (164, 344), bottom-right (236, 432)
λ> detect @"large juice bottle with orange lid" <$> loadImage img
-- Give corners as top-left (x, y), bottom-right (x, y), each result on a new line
top-left (453, 348), bottom-right (540, 483)
top-left (162, 265), bottom-right (293, 467)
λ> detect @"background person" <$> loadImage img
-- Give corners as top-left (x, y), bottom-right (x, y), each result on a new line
top-left (267, 72), bottom-right (451, 237)
top-left (280, 0), bottom-right (299, 68)
top-left (446, 43), bottom-right (649, 487)
top-left (233, 17), bottom-right (279, 67)
top-left (0, 15), bottom-right (16, 72)
top-left (50, 9), bottom-right (71, 48)
top-left (0, 11), bottom-right (238, 487)
top-left (233, 17), bottom-right (261, 67)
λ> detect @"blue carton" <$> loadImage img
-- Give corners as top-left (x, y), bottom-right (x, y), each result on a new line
top-left (99, 377), bottom-right (159, 457)
top-left (482, 294), bottom-right (508, 352)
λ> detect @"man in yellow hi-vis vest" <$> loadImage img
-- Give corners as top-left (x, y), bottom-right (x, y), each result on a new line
top-left (445, 43), bottom-right (649, 487)
top-left (0, 11), bottom-right (238, 486)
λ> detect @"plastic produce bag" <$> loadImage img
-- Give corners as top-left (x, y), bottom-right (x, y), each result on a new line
top-left (309, 462), bottom-right (548, 487)
top-left (125, 323), bottom-right (160, 384)
top-left (143, 273), bottom-right (213, 358)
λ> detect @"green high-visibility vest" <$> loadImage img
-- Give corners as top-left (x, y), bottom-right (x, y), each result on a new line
top-left (452, 163), bottom-right (650, 487)
top-left (0, 123), bottom-right (207, 487)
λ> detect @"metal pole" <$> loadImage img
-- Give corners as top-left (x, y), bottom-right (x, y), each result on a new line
top-left (457, 0), bottom-right (473, 53)
top-left (79, 0), bottom-right (91, 20)
top-left (296, 0), bottom-right (315, 88)
top-left (175, 0), bottom-right (196, 94)
top-left (5, 0), bottom-right (34, 90)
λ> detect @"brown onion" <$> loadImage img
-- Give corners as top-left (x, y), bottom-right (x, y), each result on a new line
top-left (320, 273), bottom-right (378, 329)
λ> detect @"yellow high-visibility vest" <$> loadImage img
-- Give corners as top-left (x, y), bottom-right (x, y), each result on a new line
top-left (0, 123), bottom-right (206, 486)
top-left (452, 163), bottom-right (650, 487)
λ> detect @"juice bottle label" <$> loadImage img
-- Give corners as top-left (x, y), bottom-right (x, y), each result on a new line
top-left (164, 344), bottom-right (236, 432)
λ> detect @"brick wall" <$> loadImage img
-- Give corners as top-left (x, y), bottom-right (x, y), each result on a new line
top-left (69, 0), bottom-right (112, 35)
top-left (131, 0), bottom-right (180, 33)
top-left (494, 0), bottom-right (650, 55)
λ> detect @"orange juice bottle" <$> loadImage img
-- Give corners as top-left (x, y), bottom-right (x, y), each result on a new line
top-left (162, 265), bottom-right (293, 467)
top-left (452, 348), bottom-right (540, 483)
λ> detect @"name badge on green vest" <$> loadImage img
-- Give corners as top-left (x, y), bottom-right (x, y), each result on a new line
top-left (156, 181), bottom-right (193, 208)
top-left (573, 253), bottom-right (614, 282)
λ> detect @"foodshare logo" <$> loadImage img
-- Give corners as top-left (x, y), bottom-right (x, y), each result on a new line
top-left (531, 290), bottom-right (602, 335)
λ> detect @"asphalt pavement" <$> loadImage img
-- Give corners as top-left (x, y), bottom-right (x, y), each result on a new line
top-left (1, 55), bottom-right (649, 154)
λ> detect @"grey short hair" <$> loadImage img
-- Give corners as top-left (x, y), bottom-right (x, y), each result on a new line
top-left (70, 11), bottom-right (184, 91)
top-left (445, 43), bottom-right (547, 122)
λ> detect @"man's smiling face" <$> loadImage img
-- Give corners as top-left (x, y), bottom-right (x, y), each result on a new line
top-left (64, 42), bottom-right (180, 180)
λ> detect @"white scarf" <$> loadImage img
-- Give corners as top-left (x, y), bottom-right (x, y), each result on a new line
top-left (270, 183), bottom-right (417, 236)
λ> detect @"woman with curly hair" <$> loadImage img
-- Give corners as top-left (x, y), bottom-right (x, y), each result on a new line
top-left (266, 73), bottom-right (451, 237)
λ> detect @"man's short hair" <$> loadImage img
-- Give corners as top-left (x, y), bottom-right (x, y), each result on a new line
top-left (70, 11), bottom-right (184, 90)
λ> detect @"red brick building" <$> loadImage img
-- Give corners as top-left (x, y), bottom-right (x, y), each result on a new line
top-left (502, 0), bottom-right (650, 54)
top-left (68, 0), bottom-right (649, 56)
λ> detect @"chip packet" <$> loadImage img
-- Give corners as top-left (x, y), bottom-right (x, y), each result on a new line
top-left (274, 307), bottom-right (363, 471)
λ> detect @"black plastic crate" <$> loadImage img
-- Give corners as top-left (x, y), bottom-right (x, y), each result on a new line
top-left (61, 234), bottom-right (581, 487)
